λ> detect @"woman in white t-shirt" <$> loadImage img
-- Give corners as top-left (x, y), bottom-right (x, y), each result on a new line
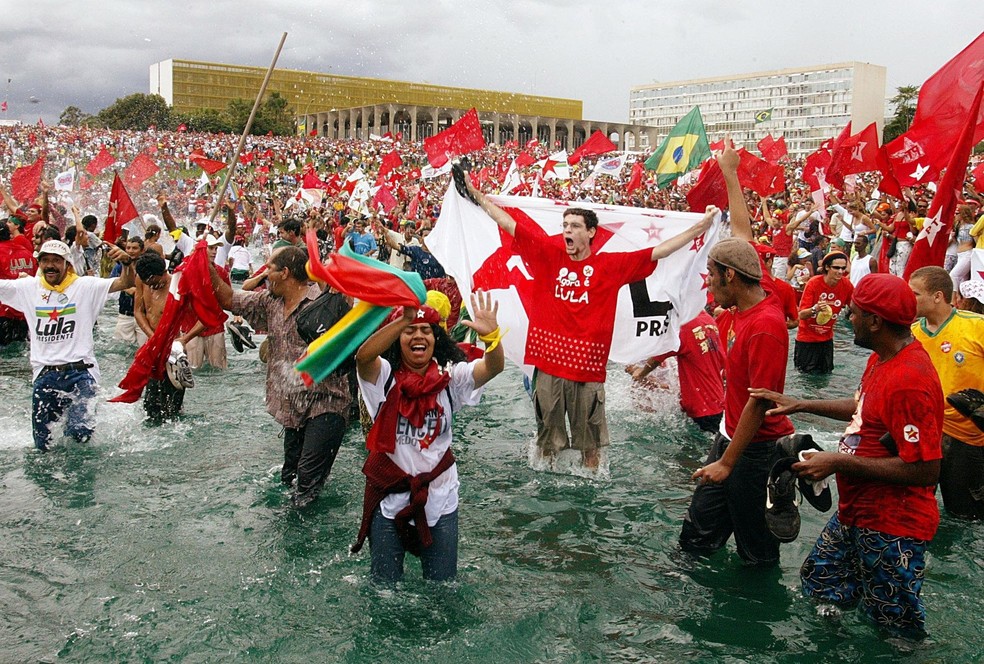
top-left (352, 290), bottom-right (504, 582)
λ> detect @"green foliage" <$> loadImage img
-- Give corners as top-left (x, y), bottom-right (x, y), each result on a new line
top-left (223, 92), bottom-right (294, 136)
top-left (172, 108), bottom-right (233, 134)
top-left (883, 85), bottom-right (919, 144)
top-left (95, 93), bottom-right (171, 130)
top-left (58, 105), bottom-right (90, 127)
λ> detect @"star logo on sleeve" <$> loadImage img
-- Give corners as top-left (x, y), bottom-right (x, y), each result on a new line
top-left (903, 424), bottom-right (920, 443)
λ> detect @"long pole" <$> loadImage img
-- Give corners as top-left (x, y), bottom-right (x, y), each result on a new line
top-left (205, 32), bottom-right (287, 228)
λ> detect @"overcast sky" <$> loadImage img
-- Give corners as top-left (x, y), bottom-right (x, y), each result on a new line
top-left (2, 1), bottom-right (981, 126)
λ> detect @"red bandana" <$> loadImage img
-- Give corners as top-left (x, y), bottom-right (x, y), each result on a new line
top-left (366, 361), bottom-right (451, 454)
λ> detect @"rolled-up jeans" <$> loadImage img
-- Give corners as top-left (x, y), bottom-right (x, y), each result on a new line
top-left (369, 507), bottom-right (459, 582)
top-left (32, 368), bottom-right (97, 451)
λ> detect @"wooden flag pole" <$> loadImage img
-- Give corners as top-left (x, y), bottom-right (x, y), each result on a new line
top-left (205, 31), bottom-right (287, 229)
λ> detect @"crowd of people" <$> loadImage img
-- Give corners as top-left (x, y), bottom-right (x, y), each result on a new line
top-left (2, 121), bottom-right (984, 640)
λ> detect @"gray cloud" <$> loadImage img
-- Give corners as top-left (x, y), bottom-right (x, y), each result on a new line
top-left (1, 1), bottom-right (981, 125)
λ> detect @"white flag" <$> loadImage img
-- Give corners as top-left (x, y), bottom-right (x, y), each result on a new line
top-left (421, 162), bottom-right (452, 179)
top-left (500, 159), bottom-right (523, 195)
top-left (592, 154), bottom-right (628, 179)
top-left (54, 167), bottom-right (75, 191)
top-left (536, 150), bottom-right (570, 180)
top-left (428, 185), bottom-right (721, 376)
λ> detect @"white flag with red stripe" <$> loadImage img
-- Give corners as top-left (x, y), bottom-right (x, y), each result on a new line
top-left (428, 185), bottom-right (721, 375)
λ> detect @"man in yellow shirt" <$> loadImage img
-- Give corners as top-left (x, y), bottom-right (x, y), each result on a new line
top-left (910, 266), bottom-right (984, 518)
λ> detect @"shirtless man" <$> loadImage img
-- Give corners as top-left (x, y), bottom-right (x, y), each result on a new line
top-left (133, 252), bottom-right (201, 420)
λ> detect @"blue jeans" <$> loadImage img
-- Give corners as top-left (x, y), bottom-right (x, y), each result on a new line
top-left (369, 507), bottom-right (459, 582)
top-left (32, 368), bottom-right (97, 451)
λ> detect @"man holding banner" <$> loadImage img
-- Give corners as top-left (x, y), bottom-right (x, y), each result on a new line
top-left (461, 177), bottom-right (714, 470)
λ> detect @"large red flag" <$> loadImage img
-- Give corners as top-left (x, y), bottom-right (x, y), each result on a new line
top-left (423, 108), bottom-right (486, 167)
top-left (568, 130), bottom-right (618, 165)
top-left (973, 161), bottom-right (984, 191)
top-left (757, 135), bottom-right (788, 164)
top-left (372, 185), bottom-right (398, 214)
top-left (824, 122), bottom-right (853, 190)
top-left (883, 124), bottom-right (942, 187)
top-left (191, 154), bottom-right (227, 175)
top-left (103, 173), bottom-right (139, 245)
top-left (911, 31), bottom-right (984, 147)
top-left (625, 162), bottom-right (644, 194)
top-left (904, 83), bottom-right (984, 280)
top-left (803, 149), bottom-right (832, 192)
top-left (376, 150), bottom-right (403, 184)
top-left (686, 160), bottom-right (729, 212)
top-left (828, 122), bottom-right (880, 180)
top-left (736, 149), bottom-right (785, 197)
top-left (11, 157), bottom-right (44, 204)
top-left (85, 146), bottom-right (115, 176)
top-left (875, 146), bottom-right (905, 200)
top-left (123, 153), bottom-right (159, 189)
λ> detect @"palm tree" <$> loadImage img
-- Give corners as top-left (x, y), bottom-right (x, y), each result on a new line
top-left (883, 85), bottom-right (919, 143)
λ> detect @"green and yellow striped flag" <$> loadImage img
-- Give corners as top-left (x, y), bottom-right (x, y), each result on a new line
top-left (644, 106), bottom-right (711, 189)
top-left (754, 108), bottom-right (773, 123)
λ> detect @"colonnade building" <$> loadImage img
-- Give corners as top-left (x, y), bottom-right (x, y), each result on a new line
top-left (150, 59), bottom-right (657, 151)
top-left (629, 62), bottom-right (887, 158)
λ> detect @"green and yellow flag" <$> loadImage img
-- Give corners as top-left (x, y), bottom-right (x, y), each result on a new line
top-left (754, 108), bottom-right (773, 123)
top-left (644, 106), bottom-right (711, 189)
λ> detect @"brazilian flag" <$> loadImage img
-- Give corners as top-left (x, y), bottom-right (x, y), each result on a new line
top-left (754, 108), bottom-right (773, 123)
top-left (644, 106), bottom-right (711, 189)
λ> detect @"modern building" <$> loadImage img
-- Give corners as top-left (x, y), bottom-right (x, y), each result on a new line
top-left (151, 59), bottom-right (654, 150)
top-left (629, 62), bottom-right (887, 157)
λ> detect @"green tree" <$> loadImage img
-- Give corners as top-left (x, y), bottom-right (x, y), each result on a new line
top-left (172, 108), bottom-right (233, 134)
top-left (883, 85), bottom-right (919, 143)
top-left (58, 105), bottom-right (89, 127)
top-left (95, 93), bottom-right (171, 130)
top-left (223, 93), bottom-right (294, 136)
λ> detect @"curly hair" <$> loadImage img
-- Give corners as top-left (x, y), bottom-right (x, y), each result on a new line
top-left (382, 323), bottom-right (466, 369)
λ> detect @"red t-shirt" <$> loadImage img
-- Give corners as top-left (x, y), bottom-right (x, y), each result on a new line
top-left (770, 276), bottom-right (799, 325)
top-left (836, 342), bottom-right (943, 540)
top-left (0, 237), bottom-right (38, 320)
top-left (652, 311), bottom-right (726, 418)
top-left (514, 218), bottom-right (655, 383)
top-left (771, 226), bottom-right (793, 256)
top-left (724, 293), bottom-right (795, 442)
top-left (796, 275), bottom-right (854, 343)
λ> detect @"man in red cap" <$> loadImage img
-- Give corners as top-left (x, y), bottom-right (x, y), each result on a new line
top-left (750, 273), bottom-right (943, 638)
top-left (794, 251), bottom-right (854, 373)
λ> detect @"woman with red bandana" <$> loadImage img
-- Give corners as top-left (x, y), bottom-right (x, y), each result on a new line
top-left (352, 290), bottom-right (504, 582)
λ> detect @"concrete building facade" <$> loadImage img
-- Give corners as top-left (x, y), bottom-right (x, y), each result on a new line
top-left (629, 62), bottom-right (887, 157)
top-left (150, 59), bottom-right (656, 151)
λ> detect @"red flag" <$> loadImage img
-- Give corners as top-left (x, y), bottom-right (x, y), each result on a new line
top-left (0, 101), bottom-right (6, 112)
top-left (176, 123), bottom-right (188, 132)
top-left (11, 157), bottom-right (44, 204)
top-left (372, 185), bottom-right (398, 214)
top-left (828, 122), bottom-right (880, 182)
top-left (824, 123), bottom-right (853, 189)
top-left (515, 151), bottom-right (536, 169)
top-left (736, 149), bottom-right (785, 196)
top-left (904, 83), bottom-right (984, 279)
top-left (239, 151), bottom-right (255, 165)
top-left (376, 150), bottom-right (404, 184)
top-left (686, 159), bottom-right (729, 212)
top-left (625, 162), bottom-right (644, 194)
top-left (190, 152), bottom-right (227, 175)
top-left (709, 139), bottom-right (725, 152)
top-left (123, 153), bottom-right (159, 189)
top-left (757, 135), bottom-right (788, 164)
top-left (911, 32), bottom-right (984, 148)
top-left (875, 146), bottom-right (904, 200)
top-left (973, 161), bottom-right (984, 191)
top-left (422, 108), bottom-right (486, 167)
top-left (804, 149), bottom-right (832, 193)
top-left (104, 173), bottom-right (139, 245)
top-left (85, 146), bottom-right (115, 176)
top-left (568, 130), bottom-right (618, 165)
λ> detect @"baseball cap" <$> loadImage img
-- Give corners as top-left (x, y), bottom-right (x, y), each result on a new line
top-left (37, 240), bottom-right (71, 258)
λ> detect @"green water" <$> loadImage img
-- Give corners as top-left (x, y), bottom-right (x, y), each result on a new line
top-left (1, 307), bottom-right (982, 663)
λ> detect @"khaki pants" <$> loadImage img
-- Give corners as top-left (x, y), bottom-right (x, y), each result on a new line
top-left (185, 333), bottom-right (228, 370)
top-left (532, 371), bottom-right (609, 454)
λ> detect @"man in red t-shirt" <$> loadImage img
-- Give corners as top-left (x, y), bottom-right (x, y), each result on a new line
top-left (751, 273), bottom-right (942, 638)
top-left (466, 179), bottom-right (712, 469)
top-left (683, 140), bottom-right (795, 567)
top-left (627, 311), bottom-right (726, 433)
top-left (0, 214), bottom-right (38, 344)
top-left (794, 251), bottom-right (854, 374)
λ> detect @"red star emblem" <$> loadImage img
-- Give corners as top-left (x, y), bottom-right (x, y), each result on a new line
top-left (699, 273), bottom-right (708, 290)
top-left (644, 221), bottom-right (663, 242)
top-left (690, 234), bottom-right (706, 251)
top-left (48, 307), bottom-right (60, 320)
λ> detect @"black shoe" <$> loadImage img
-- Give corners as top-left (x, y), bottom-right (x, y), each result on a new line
top-left (947, 389), bottom-right (984, 433)
top-left (451, 158), bottom-right (478, 205)
top-left (766, 457), bottom-right (801, 543)
top-left (776, 433), bottom-right (832, 512)
top-left (228, 321), bottom-right (256, 353)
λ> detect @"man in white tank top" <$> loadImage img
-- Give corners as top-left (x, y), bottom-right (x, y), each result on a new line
top-left (849, 235), bottom-right (876, 287)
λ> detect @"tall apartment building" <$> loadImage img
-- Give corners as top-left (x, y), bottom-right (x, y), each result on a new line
top-left (629, 62), bottom-right (887, 158)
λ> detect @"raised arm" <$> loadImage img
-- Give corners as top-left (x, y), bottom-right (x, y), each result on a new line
top-left (465, 177), bottom-right (517, 237)
top-left (105, 244), bottom-right (135, 293)
top-left (157, 192), bottom-right (178, 232)
top-left (458, 290), bottom-right (504, 388)
top-left (651, 206), bottom-right (716, 261)
top-left (224, 200), bottom-right (237, 243)
top-left (717, 136), bottom-right (752, 241)
top-left (206, 256), bottom-right (235, 310)
top-left (356, 306), bottom-right (415, 385)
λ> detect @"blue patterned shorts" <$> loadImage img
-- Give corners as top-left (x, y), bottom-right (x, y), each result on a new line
top-left (800, 513), bottom-right (929, 638)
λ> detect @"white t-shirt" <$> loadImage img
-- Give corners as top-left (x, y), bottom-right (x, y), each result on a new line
top-left (215, 236), bottom-right (234, 267)
top-left (0, 275), bottom-right (114, 381)
top-left (358, 358), bottom-right (485, 526)
top-left (226, 245), bottom-right (252, 271)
